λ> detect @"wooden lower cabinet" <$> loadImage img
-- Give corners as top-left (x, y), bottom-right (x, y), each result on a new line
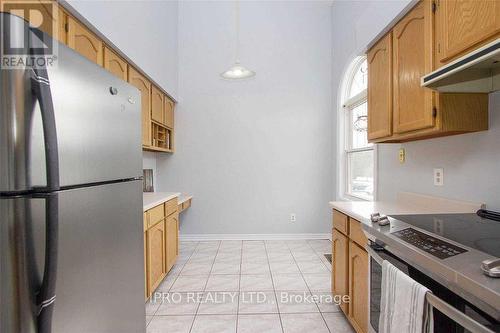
top-left (146, 219), bottom-right (166, 295)
top-left (349, 241), bottom-right (369, 333)
top-left (332, 228), bottom-right (349, 314)
top-left (331, 209), bottom-right (369, 333)
top-left (144, 199), bottom-right (179, 300)
top-left (165, 213), bottom-right (179, 272)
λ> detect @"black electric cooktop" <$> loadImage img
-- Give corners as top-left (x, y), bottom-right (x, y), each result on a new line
top-left (389, 213), bottom-right (500, 258)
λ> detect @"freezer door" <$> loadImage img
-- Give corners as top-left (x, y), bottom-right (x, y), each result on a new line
top-left (30, 41), bottom-right (142, 187)
top-left (1, 180), bottom-right (146, 333)
top-left (1, 13), bottom-right (142, 192)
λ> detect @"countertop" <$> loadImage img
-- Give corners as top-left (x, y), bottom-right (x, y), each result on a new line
top-left (330, 193), bottom-right (500, 321)
top-left (143, 192), bottom-right (180, 211)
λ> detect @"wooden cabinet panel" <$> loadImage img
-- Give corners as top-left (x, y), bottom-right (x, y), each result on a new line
top-left (349, 218), bottom-right (368, 249)
top-left (165, 198), bottom-right (178, 217)
top-left (393, 1), bottom-right (435, 134)
top-left (165, 213), bottom-right (178, 272)
top-left (128, 67), bottom-right (152, 146)
top-left (147, 220), bottom-right (166, 293)
top-left (67, 16), bottom-right (103, 66)
top-left (349, 241), bottom-right (369, 333)
top-left (148, 204), bottom-right (165, 228)
top-left (103, 46), bottom-right (128, 81)
top-left (333, 210), bottom-right (349, 235)
top-left (164, 97), bottom-right (174, 129)
top-left (1, 1), bottom-right (66, 43)
top-left (367, 32), bottom-right (392, 140)
top-left (435, 0), bottom-right (500, 65)
top-left (143, 213), bottom-right (148, 300)
top-left (151, 85), bottom-right (164, 124)
top-left (332, 228), bottom-right (349, 315)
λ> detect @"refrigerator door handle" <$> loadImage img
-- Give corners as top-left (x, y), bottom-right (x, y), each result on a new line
top-left (29, 28), bottom-right (60, 333)
top-left (35, 194), bottom-right (59, 333)
top-left (29, 37), bottom-right (60, 192)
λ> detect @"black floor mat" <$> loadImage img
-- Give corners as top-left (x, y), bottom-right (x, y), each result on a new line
top-left (324, 253), bottom-right (332, 264)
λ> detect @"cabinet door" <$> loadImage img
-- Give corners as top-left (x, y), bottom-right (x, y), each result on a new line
top-left (165, 213), bottom-right (178, 272)
top-left (144, 213), bottom-right (149, 300)
top-left (367, 32), bottom-right (392, 141)
top-left (103, 46), bottom-right (128, 81)
top-left (164, 97), bottom-right (174, 129)
top-left (435, 0), bottom-right (500, 65)
top-left (151, 85), bottom-right (164, 124)
top-left (349, 241), bottom-right (369, 333)
top-left (128, 67), bottom-right (152, 146)
top-left (67, 16), bottom-right (103, 66)
top-left (393, 1), bottom-right (435, 134)
top-left (332, 228), bottom-right (349, 315)
top-left (147, 220), bottom-right (166, 293)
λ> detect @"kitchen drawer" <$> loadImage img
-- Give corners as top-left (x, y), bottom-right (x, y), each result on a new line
top-left (349, 218), bottom-right (368, 248)
top-left (333, 210), bottom-right (349, 235)
top-left (182, 199), bottom-right (191, 211)
top-left (143, 213), bottom-right (148, 232)
top-left (165, 198), bottom-right (178, 217)
top-left (148, 204), bottom-right (165, 228)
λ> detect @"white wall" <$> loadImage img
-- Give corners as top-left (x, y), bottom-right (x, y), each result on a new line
top-left (156, 1), bottom-right (333, 235)
top-left (66, 0), bottom-right (179, 177)
top-left (331, 1), bottom-right (500, 210)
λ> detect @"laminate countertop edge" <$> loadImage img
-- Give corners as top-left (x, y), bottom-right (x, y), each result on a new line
top-left (143, 192), bottom-right (181, 211)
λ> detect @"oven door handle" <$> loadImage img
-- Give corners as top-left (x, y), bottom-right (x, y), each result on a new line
top-left (367, 243), bottom-right (385, 265)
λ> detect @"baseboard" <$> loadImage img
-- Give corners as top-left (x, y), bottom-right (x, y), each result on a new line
top-left (179, 233), bottom-right (331, 241)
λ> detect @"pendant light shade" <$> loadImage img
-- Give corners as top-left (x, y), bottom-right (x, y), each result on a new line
top-left (220, 1), bottom-right (255, 80)
top-left (220, 61), bottom-right (255, 80)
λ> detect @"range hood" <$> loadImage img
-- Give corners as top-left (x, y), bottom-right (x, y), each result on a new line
top-left (422, 38), bottom-right (500, 93)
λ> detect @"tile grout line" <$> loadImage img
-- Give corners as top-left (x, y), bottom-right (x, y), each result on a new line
top-left (264, 241), bottom-right (285, 333)
top-left (305, 240), bottom-right (334, 333)
top-left (235, 241), bottom-right (244, 333)
top-left (188, 240), bottom-right (221, 333)
top-left (288, 241), bottom-right (332, 333)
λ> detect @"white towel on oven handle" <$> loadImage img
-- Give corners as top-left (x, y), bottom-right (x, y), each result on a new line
top-left (379, 260), bottom-right (433, 333)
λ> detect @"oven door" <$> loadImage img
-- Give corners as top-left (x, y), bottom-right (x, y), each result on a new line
top-left (367, 241), bottom-right (500, 333)
top-left (367, 241), bottom-right (410, 333)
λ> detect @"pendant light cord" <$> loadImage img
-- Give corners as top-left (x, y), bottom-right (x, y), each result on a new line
top-left (235, 0), bottom-right (240, 63)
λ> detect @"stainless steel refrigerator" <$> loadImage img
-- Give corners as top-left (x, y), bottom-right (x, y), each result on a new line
top-left (1, 13), bottom-right (146, 333)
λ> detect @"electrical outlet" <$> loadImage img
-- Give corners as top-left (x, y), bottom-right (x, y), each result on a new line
top-left (399, 148), bottom-right (405, 163)
top-left (433, 168), bottom-right (444, 186)
top-left (290, 214), bottom-right (296, 222)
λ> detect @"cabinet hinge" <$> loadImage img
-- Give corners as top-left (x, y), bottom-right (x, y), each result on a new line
top-left (432, 107), bottom-right (437, 118)
top-left (432, 1), bottom-right (437, 13)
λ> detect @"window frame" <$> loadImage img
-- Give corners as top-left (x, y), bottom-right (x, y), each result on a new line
top-left (338, 56), bottom-right (377, 202)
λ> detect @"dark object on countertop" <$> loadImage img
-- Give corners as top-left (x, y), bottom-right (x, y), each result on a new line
top-left (143, 169), bottom-right (154, 192)
top-left (477, 209), bottom-right (500, 222)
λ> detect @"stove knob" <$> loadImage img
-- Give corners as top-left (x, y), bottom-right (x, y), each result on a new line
top-left (378, 216), bottom-right (390, 226)
top-left (371, 213), bottom-right (381, 222)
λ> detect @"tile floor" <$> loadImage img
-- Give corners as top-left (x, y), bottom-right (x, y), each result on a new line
top-left (145, 240), bottom-right (354, 333)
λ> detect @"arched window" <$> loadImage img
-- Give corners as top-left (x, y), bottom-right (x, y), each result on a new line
top-left (339, 56), bottom-right (374, 200)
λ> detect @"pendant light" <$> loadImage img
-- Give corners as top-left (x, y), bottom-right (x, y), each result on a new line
top-left (220, 0), bottom-right (255, 80)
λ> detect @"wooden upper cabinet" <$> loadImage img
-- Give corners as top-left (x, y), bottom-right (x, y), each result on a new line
top-left (392, 1), bottom-right (435, 134)
top-left (103, 46), bottom-right (128, 81)
top-left (164, 97), bottom-right (174, 129)
top-left (349, 241), bottom-right (369, 333)
top-left (332, 229), bottom-right (349, 315)
top-left (435, 0), bottom-right (500, 66)
top-left (151, 85), bottom-right (164, 124)
top-left (367, 32), bottom-right (393, 141)
top-left (67, 16), bottom-right (103, 66)
top-left (128, 67), bottom-right (152, 147)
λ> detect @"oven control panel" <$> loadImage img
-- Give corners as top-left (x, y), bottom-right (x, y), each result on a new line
top-left (391, 228), bottom-right (467, 259)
